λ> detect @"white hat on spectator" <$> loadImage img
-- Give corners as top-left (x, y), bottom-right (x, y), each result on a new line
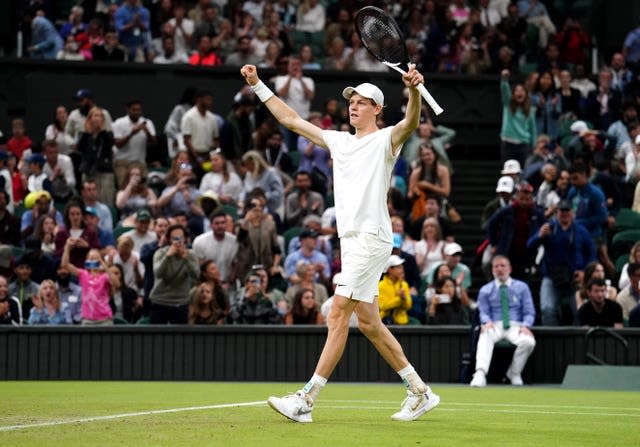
top-left (496, 176), bottom-right (515, 193)
top-left (444, 242), bottom-right (464, 256)
top-left (385, 254), bottom-right (406, 271)
top-left (570, 120), bottom-right (589, 134)
top-left (501, 159), bottom-right (522, 175)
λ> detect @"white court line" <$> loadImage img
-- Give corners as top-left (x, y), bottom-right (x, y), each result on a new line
top-left (1, 399), bottom-right (638, 432)
top-left (0, 401), bottom-right (266, 432)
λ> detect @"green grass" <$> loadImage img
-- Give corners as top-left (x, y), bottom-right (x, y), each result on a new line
top-left (1, 382), bottom-right (638, 447)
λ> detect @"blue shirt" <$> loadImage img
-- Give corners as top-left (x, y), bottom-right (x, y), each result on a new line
top-left (115, 3), bottom-right (150, 49)
top-left (477, 277), bottom-right (536, 327)
top-left (21, 209), bottom-right (64, 233)
top-left (284, 249), bottom-right (330, 279)
top-left (567, 182), bottom-right (608, 239)
top-left (28, 303), bottom-right (70, 325)
top-left (58, 282), bottom-right (82, 324)
top-left (30, 16), bottom-right (63, 60)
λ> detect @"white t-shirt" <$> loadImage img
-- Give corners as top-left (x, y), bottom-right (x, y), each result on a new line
top-left (274, 75), bottom-right (314, 119)
top-left (322, 127), bottom-right (398, 243)
top-left (121, 229), bottom-right (157, 254)
top-left (199, 171), bottom-right (243, 202)
top-left (414, 239), bottom-right (446, 278)
top-left (181, 106), bottom-right (220, 154)
top-left (112, 115), bottom-right (157, 162)
top-left (191, 231), bottom-right (238, 282)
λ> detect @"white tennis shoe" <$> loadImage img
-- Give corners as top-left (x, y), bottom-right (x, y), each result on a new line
top-left (267, 390), bottom-right (314, 423)
top-left (391, 386), bottom-right (440, 421)
top-left (470, 370), bottom-right (487, 387)
top-left (506, 368), bottom-right (523, 386)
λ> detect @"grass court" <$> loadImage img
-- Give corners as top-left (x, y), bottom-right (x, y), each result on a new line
top-left (1, 381), bottom-right (638, 446)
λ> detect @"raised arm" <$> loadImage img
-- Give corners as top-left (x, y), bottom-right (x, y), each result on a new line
top-left (391, 64), bottom-right (425, 153)
top-left (240, 65), bottom-right (325, 148)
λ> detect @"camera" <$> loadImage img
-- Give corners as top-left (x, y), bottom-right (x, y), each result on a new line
top-left (436, 293), bottom-right (451, 304)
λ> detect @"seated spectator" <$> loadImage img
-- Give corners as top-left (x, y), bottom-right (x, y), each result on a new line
top-left (92, 28), bottom-right (126, 62)
top-left (229, 271), bottom-right (281, 324)
top-left (83, 206), bottom-right (115, 252)
top-left (427, 276), bottom-right (467, 325)
top-left (284, 229), bottom-right (330, 286)
top-left (470, 255), bottom-right (536, 387)
top-left (42, 140), bottom-right (75, 204)
top-left (226, 35), bottom-right (261, 66)
top-left (153, 35), bottom-right (189, 64)
top-left (285, 260), bottom-right (329, 307)
top-left (54, 202), bottom-right (100, 268)
top-left (33, 214), bottom-right (56, 255)
top-left (190, 260), bottom-right (229, 317)
top-left (297, 112), bottom-right (331, 191)
top-left (192, 211), bottom-right (238, 285)
top-left (8, 258), bottom-right (40, 323)
top-left (27, 280), bottom-right (69, 325)
top-left (189, 281), bottom-right (225, 325)
top-left (57, 35), bottom-right (87, 61)
top-left (211, 19), bottom-right (236, 62)
top-left (165, 3), bottom-right (194, 60)
top-left (121, 208), bottom-right (157, 254)
top-left (391, 216), bottom-right (416, 257)
top-left (378, 255), bottom-right (413, 325)
top-left (557, 70), bottom-right (582, 118)
top-left (7, 118), bottom-right (32, 162)
top-left (81, 179), bottom-right (113, 232)
top-left (0, 275), bottom-right (21, 325)
top-left (0, 151), bottom-right (15, 213)
top-left (584, 69), bottom-right (621, 131)
top-left (17, 236), bottom-right (57, 283)
top-left (116, 163), bottom-right (158, 227)
top-left (408, 144), bottom-right (451, 203)
top-left (414, 217), bottom-right (446, 280)
top-left (575, 261), bottom-right (617, 310)
top-left (199, 149), bottom-right (243, 206)
top-left (426, 242), bottom-right (472, 306)
top-left (149, 224), bottom-right (199, 324)
top-left (0, 190), bottom-right (20, 246)
top-left (258, 40), bottom-right (281, 68)
top-left (285, 170), bottom-right (325, 228)
top-left (616, 262), bottom-right (640, 322)
top-left (578, 278), bottom-right (624, 328)
top-left (61, 244), bottom-right (115, 326)
top-left (112, 235), bottom-right (144, 293)
top-left (26, 153), bottom-right (48, 193)
top-left (285, 288), bottom-right (324, 325)
top-left (543, 169), bottom-right (571, 215)
top-left (157, 162), bottom-right (204, 237)
top-left (56, 263), bottom-right (82, 324)
top-left (288, 214), bottom-right (332, 260)
top-left (570, 63), bottom-right (596, 99)
top-left (21, 190), bottom-right (63, 240)
top-left (108, 263), bottom-right (142, 323)
top-left (480, 176), bottom-right (514, 232)
top-left (618, 242), bottom-right (640, 290)
top-left (189, 35), bottom-right (222, 66)
top-left (240, 151), bottom-right (284, 215)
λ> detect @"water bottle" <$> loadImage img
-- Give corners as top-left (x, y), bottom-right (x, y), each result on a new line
top-left (17, 29), bottom-right (23, 58)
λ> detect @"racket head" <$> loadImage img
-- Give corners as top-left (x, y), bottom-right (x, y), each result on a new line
top-left (355, 6), bottom-right (409, 66)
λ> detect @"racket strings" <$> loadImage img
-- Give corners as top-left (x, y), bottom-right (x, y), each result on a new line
top-left (357, 15), bottom-right (408, 64)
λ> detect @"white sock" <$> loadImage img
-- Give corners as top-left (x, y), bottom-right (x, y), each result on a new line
top-left (398, 364), bottom-right (427, 394)
top-left (302, 373), bottom-right (327, 402)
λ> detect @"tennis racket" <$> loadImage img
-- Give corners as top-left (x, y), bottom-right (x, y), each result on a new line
top-left (355, 6), bottom-right (444, 115)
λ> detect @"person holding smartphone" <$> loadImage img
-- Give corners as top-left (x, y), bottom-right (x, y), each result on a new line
top-left (148, 224), bottom-right (199, 324)
top-left (427, 276), bottom-right (467, 325)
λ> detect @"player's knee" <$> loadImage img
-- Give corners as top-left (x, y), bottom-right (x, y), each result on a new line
top-left (357, 318), bottom-right (381, 337)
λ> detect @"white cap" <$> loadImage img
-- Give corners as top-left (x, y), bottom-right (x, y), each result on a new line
top-left (385, 254), bottom-right (405, 271)
top-left (570, 120), bottom-right (589, 134)
top-left (496, 175), bottom-right (515, 193)
top-left (501, 159), bottom-right (522, 175)
top-left (444, 242), bottom-right (463, 256)
top-left (342, 82), bottom-right (384, 106)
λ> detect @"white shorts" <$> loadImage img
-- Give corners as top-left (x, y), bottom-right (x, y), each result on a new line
top-left (335, 231), bottom-right (392, 303)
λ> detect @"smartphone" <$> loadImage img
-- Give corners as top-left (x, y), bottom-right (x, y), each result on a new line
top-left (437, 293), bottom-right (451, 304)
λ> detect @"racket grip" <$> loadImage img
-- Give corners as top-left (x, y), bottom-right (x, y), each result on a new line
top-left (417, 83), bottom-right (444, 115)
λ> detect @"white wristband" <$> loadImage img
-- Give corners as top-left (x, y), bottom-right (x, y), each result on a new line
top-left (251, 80), bottom-right (274, 103)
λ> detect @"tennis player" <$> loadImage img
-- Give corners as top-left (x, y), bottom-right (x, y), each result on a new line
top-left (240, 63), bottom-right (439, 422)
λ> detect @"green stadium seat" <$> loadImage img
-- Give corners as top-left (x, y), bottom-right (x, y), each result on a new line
top-left (611, 229), bottom-right (640, 260)
top-left (113, 226), bottom-right (134, 241)
top-left (135, 316), bottom-right (151, 325)
top-left (221, 204), bottom-right (238, 221)
top-left (615, 254), bottom-right (628, 275)
top-left (615, 208), bottom-right (640, 232)
top-left (113, 316), bottom-right (129, 325)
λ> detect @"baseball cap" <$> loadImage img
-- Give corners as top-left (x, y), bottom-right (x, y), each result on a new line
top-left (24, 190), bottom-right (52, 209)
top-left (342, 82), bottom-right (384, 106)
top-left (501, 159), bottom-right (521, 175)
top-left (136, 208), bottom-right (151, 221)
top-left (443, 242), bottom-right (463, 256)
top-left (557, 199), bottom-right (573, 210)
top-left (299, 229), bottom-right (319, 239)
top-left (74, 88), bottom-right (94, 100)
top-left (84, 206), bottom-right (98, 216)
top-left (27, 153), bottom-right (46, 165)
top-left (570, 120), bottom-right (589, 134)
top-left (515, 180), bottom-right (534, 193)
top-left (386, 254), bottom-right (405, 270)
top-left (496, 175), bottom-right (514, 193)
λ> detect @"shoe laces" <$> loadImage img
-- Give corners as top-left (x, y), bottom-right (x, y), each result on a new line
top-left (285, 391), bottom-right (313, 410)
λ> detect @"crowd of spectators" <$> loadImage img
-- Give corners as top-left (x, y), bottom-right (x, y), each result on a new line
top-left (2, 0), bottom-right (640, 330)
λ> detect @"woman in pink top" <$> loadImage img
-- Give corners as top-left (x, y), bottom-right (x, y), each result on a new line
top-left (61, 240), bottom-right (116, 325)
